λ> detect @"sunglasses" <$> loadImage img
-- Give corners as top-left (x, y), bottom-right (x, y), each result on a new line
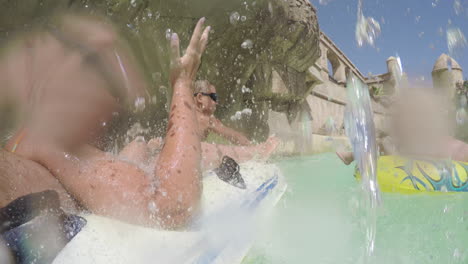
top-left (194, 92), bottom-right (218, 103)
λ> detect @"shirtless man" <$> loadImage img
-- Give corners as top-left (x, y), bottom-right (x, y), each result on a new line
top-left (193, 80), bottom-right (251, 145)
top-left (192, 80), bottom-right (279, 169)
top-left (337, 88), bottom-right (468, 164)
top-left (0, 14), bottom-right (211, 229)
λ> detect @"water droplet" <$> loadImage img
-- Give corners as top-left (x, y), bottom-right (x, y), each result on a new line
top-left (456, 108), bottom-right (466, 125)
top-left (127, 23), bottom-right (136, 31)
top-left (355, 0), bottom-right (381, 47)
top-left (319, 0), bottom-right (332, 5)
top-left (135, 136), bottom-right (146, 143)
top-left (268, 2), bottom-right (274, 16)
top-left (241, 85), bottom-right (252, 93)
top-left (165, 28), bottom-right (172, 40)
top-left (241, 39), bottom-right (253, 49)
top-left (240, 16), bottom-right (247, 22)
top-left (241, 108), bottom-right (252, 116)
top-left (154, 12), bottom-right (161, 20)
top-left (447, 28), bottom-right (467, 58)
top-left (454, 0), bottom-right (463, 15)
top-left (134, 97), bottom-right (146, 111)
top-left (230, 12), bottom-right (240, 25)
top-left (230, 111), bottom-right (243, 121)
top-left (461, 95), bottom-right (467, 108)
top-left (148, 201), bottom-right (158, 214)
top-left (438, 27), bottom-right (444, 37)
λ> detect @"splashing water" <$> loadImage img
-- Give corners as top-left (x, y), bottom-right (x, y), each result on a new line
top-left (391, 54), bottom-right (407, 91)
top-left (165, 28), bottom-right (172, 40)
top-left (447, 28), bottom-right (467, 58)
top-left (230, 108), bottom-right (252, 121)
top-left (456, 95), bottom-right (467, 125)
top-left (134, 97), bottom-right (146, 112)
top-left (230, 12), bottom-right (240, 25)
top-left (355, 0), bottom-right (381, 47)
top-left (318, 0), bottom-right (333, 5)
top-left (454, 0), bottom-right (463, 15)
top-left (241, 85), bottom-right (252, 93)
top-left (344, 73), bottom-right (381, 262)
top-left (241, 39), bottom-right (253, 49)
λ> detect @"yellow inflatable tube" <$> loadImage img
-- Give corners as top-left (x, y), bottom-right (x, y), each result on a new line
top-left (355, 156), bottom-right (468, 194)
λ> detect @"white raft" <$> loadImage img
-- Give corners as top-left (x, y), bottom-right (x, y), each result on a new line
top-left (53, 162), bottom-right (287, 264)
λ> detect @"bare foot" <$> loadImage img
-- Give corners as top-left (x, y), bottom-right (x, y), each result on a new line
top-left (336, 151), bottom-right (354, 165)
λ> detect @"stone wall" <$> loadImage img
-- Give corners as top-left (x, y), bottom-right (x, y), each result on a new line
top-left (268, 59), bottom-right (387, 155)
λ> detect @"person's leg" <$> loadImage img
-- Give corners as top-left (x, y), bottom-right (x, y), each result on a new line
top-left (0, 150), bottom-right (78, 212)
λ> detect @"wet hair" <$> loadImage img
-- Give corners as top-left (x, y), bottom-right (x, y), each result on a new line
top-left (194, 80), bottom-right (212, 94)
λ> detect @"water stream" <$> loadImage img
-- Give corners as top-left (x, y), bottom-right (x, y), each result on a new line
top-left (344, 73), bottom-right (381, 262)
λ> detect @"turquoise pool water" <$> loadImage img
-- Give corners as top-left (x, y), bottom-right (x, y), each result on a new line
top-left (244, 153), bottom-right (468, 264)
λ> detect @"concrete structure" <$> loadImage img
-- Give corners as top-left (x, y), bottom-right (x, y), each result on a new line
top-left (269, 45), bottom-right (466, 155)
top-left (268, 32), bottom-right (393, 155)
top-left (432, 54), bottom-right (464, 98)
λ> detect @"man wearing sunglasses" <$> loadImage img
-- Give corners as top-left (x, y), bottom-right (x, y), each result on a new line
top-left (193, 80), bottom-right (251, 146)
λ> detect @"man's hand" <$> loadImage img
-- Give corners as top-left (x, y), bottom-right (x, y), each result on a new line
top-left (169, 18), bottom-right (210, 87)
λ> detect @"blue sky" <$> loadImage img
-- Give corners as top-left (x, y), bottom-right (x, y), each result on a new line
top-left (312, 0), bottom-right (468, 84)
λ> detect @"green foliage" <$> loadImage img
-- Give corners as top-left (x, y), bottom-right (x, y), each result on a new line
top-left (370, 85), bottom-right (383, 97)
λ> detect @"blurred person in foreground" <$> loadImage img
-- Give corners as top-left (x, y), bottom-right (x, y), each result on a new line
top-left (0, 14), bottom-right (211, 229)
top-left (337, 88), bottom-right (468, 165)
